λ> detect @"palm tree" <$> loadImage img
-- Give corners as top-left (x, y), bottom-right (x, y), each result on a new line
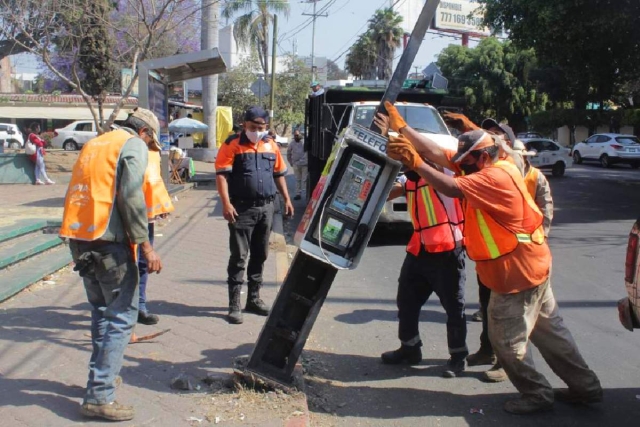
top-left (222, 0), bottom-right (290, 76)
top-left (367, 7), bottom-right (403, 80)
top-left (345, 31), bottom-right (377, 80)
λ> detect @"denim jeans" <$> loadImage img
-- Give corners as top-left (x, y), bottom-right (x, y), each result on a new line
top-left (136, 223), bottom-right (155, 314)
top-left (396, 247), bottom-right (468, 356)
top-left (70, 240), bottom-right (139, 405)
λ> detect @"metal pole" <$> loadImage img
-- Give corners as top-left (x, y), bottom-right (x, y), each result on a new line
top-left (311, 0), bottom-right (316, 81)
top-left (370, 0), bottom-right (441, 132)
top-left (201, 0), bottom-right (219, 147)
top-left (269, 14), bottom-right (278, 120)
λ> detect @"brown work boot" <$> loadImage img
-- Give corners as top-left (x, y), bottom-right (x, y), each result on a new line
top-left (482, 363), bottom-right (508, 382)
top-left (554, 388), bottom-right (603, 405)
top-left (466, 350), bottom-right (497, 367)
top-left (80, 401), bottom-right (134, 421)
top-left (504, 397), bottom-right (553, 415)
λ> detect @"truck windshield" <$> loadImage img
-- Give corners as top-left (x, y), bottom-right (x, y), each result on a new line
top-left (353, 105), bottom-right (449, 134)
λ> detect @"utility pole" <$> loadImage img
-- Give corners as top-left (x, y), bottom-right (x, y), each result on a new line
top-left (202, 0), bottom-right (219, 148)
top-left (302, 0), bottom-right (327, 82)
top-left (269, 15), bottom-right (278, 122)
top-left (414, 65), bottom-right (420, 78)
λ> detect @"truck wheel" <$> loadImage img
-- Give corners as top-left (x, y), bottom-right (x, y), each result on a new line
top-left (63, 140), bottom-right (78, 151)
top-left (552, 162), bottom-right (566, 177)
top-left (573, 151), bottom-right (582, 164)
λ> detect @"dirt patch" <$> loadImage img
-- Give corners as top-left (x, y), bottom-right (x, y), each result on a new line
top-left (45, 150), bottom-right (78, 175)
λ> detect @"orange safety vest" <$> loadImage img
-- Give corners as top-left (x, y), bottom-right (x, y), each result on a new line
top-left (144, 150), bottom-right (174, 219)
top-left (464, 160), bottom-right (545, 261)
top-left (405, 176), bottom-right (464, 255)
top-left (523, 165), bottom-right (539, 199)
top-left (60, 129), bottom-right (135, 241)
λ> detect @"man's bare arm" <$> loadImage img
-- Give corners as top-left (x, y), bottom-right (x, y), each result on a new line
top-left (399, 126), bottom-right (451, 169)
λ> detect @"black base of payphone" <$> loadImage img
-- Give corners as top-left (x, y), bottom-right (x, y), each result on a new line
top-left (245, 251), bottom-right (337, 384)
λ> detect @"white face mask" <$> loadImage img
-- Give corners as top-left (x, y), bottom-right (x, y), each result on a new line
top-left (246, 130), bottom-right (268, 143)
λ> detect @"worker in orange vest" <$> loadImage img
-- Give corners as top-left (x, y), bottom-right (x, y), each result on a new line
top-left (378, 102), bottom-right (601, 415)
top-left (374, 116), bottom-right (467, 378)
top-left (60, 108), bottom-right (163, 422)
top-left (467, 138), bottom-right (554, 383)
top-left (136, 149), bottom-right (175, 326)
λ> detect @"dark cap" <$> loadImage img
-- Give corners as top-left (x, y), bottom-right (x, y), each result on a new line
top-left (451, 130), bottom-right (496, 163)
top-left (244, 106), bottom-right (269, 123)
top-left (481, 118), bottom-right (516, 143)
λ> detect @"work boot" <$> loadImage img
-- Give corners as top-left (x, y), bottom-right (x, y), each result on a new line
top-left (442, 354), bottom-right (466, 378)
top-left (381, 342), bottom-right (422, 365)
top-left (80, 401), bottom-right (135, 421)
top-left (503, 397), bottom-right (553, 415)
top-left (482, 362), bottom-right (508, 383)
top-left (471, 310), bottom-right (483, 322)
top-left (554, 388), bottom-right (603, 405)
top-left (228, 285), bottom-right (243, 324)
top-left (466, 349), bottom-right (497, 367)
top-left (245, 283), bottom-right (270, 316)
top-left (137, 311), bottom-right (159, 325)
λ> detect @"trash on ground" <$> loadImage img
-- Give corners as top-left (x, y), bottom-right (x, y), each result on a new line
top-left (187, 417), bottom-right (203, 423)
top-left (469, 408), bottom-right (485, 415)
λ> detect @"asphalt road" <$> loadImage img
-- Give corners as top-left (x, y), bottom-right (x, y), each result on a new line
top-left (283, 163), bottom-right (640, 426)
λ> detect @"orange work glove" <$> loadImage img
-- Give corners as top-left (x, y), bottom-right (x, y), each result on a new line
top-left (384, 101), bottom-right (408, 132)
top-left (387, 135), bottom-right (424, 170)
top-left (442, 112), bottom-right (481, 132)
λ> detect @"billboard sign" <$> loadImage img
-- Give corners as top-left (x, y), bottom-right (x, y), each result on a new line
top-left (148, 74), bottom-right (168, 130)
top-left (395, 0), bottom-right (490, 36)
top-left (303, 56), bottom-right (328, 86)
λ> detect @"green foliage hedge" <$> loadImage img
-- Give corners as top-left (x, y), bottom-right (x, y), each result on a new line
top-left (530, 109), bottom-right (640, 134)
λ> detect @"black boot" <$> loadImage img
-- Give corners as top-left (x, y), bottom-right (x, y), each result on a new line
top-left (442, 353), bottom-right (467, 378)
top-left (381, 342), bottom-right (422, 365)
top-left (245, 282), bottom-right (270, 316)
top-left (228, 285), bottom-right (243, 324)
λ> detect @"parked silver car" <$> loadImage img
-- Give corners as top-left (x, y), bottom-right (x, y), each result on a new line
top-left (50, 120), bottom-right (98, 150)
top-left (572, 133), bottom-right (640, 168)
top-left (0, 123), bottom-right (25, 149)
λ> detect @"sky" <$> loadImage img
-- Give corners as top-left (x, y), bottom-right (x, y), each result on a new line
top-left (11, 0), bottom-right (479, 76)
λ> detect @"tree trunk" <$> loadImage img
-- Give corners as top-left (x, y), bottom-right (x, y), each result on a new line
top-left (202, 0), bottom-right (219, 148)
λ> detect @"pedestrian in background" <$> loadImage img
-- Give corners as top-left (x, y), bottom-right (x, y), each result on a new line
top-left (310, 81), bottom-right (324, 97)
top-left (287, 130), bottom-right (308, 201)
top-left (215, 106), bottom-right (294, 325)
top-left (27, 122), bottom-right (54, 185)
top-left (382, 100), bottom-right (601, 414)
top-left (374, 114), bottom-right (468, 378)
top-left (60, 108), bottom-right (163, 421)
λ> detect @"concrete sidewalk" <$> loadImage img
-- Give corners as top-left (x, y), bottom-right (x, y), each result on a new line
top-left (0, 183), bottom-right (308, 426)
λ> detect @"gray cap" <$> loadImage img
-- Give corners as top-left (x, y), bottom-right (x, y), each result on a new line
top-left (481, 118), bottom-right (516, 144)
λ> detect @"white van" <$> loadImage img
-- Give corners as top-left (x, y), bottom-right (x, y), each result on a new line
top-left (347, 102), bottom-right (458, 226)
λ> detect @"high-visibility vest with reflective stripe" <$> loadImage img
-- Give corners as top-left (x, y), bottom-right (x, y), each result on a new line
top-left (464, 160), bottom-right (545, 261)
top-left (144, 150), bottom-right (174, 219)
top-left (405, 176), bottom-right (464, 255)
top-left (60, 129), bottom-right (134, 241)
top-left (524, 166), bottom-right (539, 199)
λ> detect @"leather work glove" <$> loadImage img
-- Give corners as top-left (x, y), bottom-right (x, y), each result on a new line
top-left (387, 135), bottom-right (424, 170)
top-left (384, 101), bottom-right (408, 132)
top-left (442, 112), bottom-right (481, 133)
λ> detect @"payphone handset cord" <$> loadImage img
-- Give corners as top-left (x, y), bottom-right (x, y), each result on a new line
top-left (317, 192), bottom-right (351, 271)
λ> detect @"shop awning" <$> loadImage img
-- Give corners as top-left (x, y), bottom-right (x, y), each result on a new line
top-left (0, 106), bottom-right (132, 121)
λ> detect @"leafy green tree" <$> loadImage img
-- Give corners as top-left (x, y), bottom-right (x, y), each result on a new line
top-left (274, 55), bottom-right (311, 134)
top-left (368, 7), bottom-right (403, 80)
top-left (345, 31), bottom-right (376, 80)
top-left (218, 55), bottom-right (260, 125)
top-left (437, 37), bottom-right (547, 130)
top-left (222, 0), bottom-right (290, 76)
top-left (327, 59), bottom-right (348, 80)
top-left (479, 0), bottom-right (640, 109)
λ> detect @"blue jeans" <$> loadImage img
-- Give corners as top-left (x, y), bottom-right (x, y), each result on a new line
top-left (136, 223), bottom-right (155, 314)
top-left (70, 241), bottom-right (139, 405)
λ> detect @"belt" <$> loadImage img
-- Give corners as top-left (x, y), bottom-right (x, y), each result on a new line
top-left (232, 197), bottom-right (275, 207)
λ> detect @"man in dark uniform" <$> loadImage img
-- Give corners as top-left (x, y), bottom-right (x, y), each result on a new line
top-left (215, 106), bottom-right (294, 324)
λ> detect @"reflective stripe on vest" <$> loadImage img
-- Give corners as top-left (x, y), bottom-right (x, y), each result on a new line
top-left (405, 177), bottom-right (464, 255)
top-left (59, 129), bottom-right (134, 241)
top-left (144, 150), bottom-right (175, 218)
top-left (465, 160), bottom-right (545, 261)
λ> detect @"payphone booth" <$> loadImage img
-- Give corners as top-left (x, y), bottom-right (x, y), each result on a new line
top-left (245, 125), bottom-right (401, 385)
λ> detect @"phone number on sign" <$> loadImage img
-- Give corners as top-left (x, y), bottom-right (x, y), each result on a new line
top-left (439, 12), bottom-right (483, 27)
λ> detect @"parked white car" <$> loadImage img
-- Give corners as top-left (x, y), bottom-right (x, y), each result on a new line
top-left (0, 123), bottom-right (25, 149)
top-left (521, 138), bottom-right (573, 177)
top-left (50, 120), bottom-right (98, 150)
top-left (572, 133), bottom-right (640, 168)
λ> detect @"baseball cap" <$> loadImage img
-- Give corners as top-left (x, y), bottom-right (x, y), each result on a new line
top-left (310, 81), bottom-right (319, 87)
top-left (130, 107), bottom-right (161, 150)
top-left (481, 118), bottom-right (517, 144)
top-left (512, 139), bottom-right (536, 156)
top-left (451, 130), bottom-right (497, 163)
top-left (244, 106), bottom-right (269, 123)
